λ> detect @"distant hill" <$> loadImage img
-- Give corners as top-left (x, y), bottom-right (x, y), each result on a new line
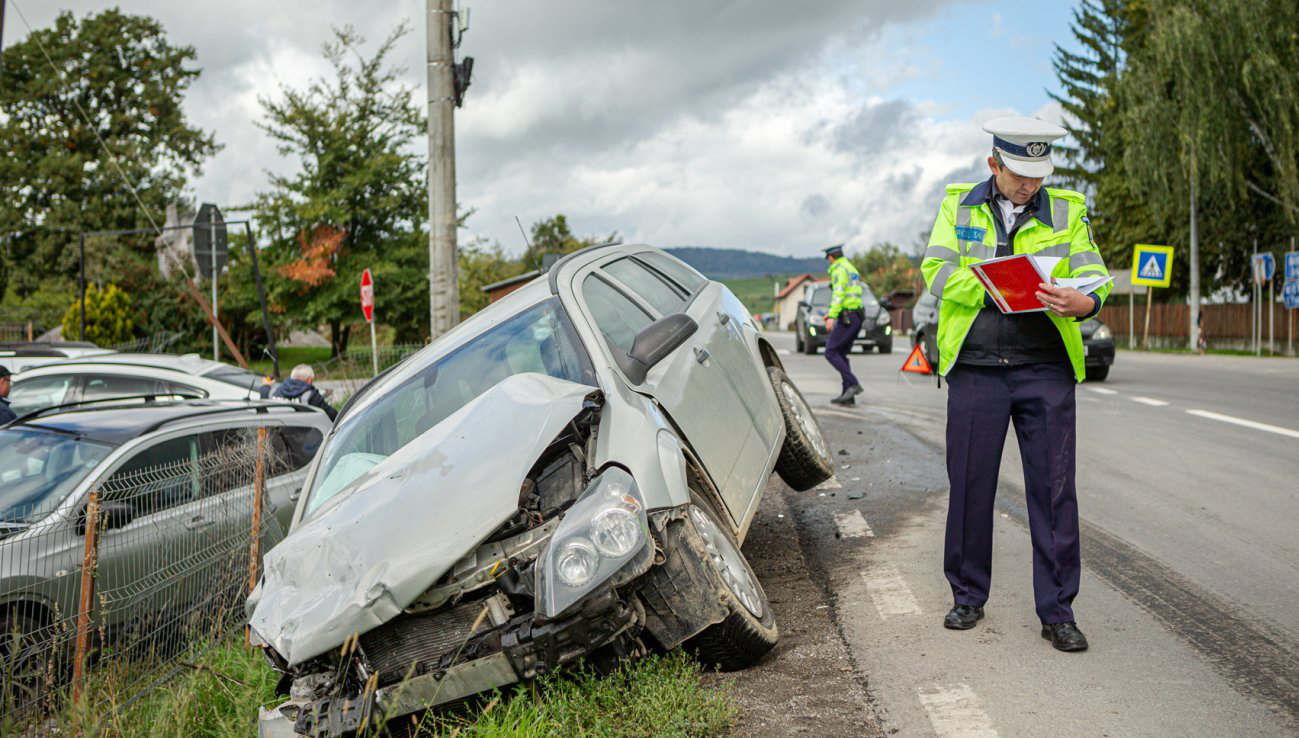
top-left (665, 247), bottom-right (825, 279)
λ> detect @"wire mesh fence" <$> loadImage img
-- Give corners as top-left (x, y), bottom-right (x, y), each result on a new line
top-left (103, 331), bottom-right (185, 355)
top-left (0, 426), bottom-right (288, 730)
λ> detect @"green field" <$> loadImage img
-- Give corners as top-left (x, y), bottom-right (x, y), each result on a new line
top-left (720, 276), bottom-right (794, 317)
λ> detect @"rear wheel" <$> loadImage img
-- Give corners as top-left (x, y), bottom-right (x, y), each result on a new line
top-left (681, 497), bottom-right (778, 671)
top-left (767, 366), bottom-right (834, 491)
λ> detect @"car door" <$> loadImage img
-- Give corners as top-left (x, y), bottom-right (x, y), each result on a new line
top-left (577, 257), bottom-right (757, 521)
top-left (91, 432), bottom-right (203, 633)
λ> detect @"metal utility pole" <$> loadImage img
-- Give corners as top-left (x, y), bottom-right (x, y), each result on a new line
top-left (1188, 179), bottom-right (1200, 352)
top-left (427, 0), bottom-right (459, 339)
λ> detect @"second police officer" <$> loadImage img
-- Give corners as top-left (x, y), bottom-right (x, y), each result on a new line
top-left (822, 244), bottom-right (865, 406)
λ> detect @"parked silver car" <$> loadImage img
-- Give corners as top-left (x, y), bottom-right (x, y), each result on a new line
top-left (251, 244), bottom-right (835, 738)
top-left (0, 400), bottom-right (330, 708)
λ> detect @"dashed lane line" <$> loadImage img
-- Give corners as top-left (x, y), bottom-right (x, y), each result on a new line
top-left (1131, 396), bottom-right (1170, 407)
top-left (862, 562), bottom-right (922, 618)
top-left (1084, 386), bottom-right (1119, 395)
top-left (834, 509), bottom-right (875, 538)
top-left (1186, 409), bottom-right (1299, 440)
top-left (918, 684), bottom-right (1001, 738)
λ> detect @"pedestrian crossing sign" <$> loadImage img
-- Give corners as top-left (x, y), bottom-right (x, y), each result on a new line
top-left (1131, 244), bottom-right (1174, 288)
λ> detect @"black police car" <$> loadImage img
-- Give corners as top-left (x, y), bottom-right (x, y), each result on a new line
top-left (794, 283), bottom-right (893, 355)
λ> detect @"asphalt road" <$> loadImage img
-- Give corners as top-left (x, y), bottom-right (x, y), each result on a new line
top-left (760, 332), bottom-right (1299, 737)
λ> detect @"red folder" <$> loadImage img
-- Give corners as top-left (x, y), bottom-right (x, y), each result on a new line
top-left (969, 253), bottom-right (1051, 314)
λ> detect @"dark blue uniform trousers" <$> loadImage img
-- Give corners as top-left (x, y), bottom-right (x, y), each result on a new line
top-left (824, 311), bottom-right (862, 392)
top-left (944, 362), bottom-right (1080, 624)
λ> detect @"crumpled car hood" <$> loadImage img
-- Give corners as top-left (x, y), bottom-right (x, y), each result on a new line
top-left (249, 373), bottom-right (596, 666)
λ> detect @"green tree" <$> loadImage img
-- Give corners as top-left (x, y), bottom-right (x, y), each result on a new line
top-left (62, 282), bottom-right (136, 346)
top-left (459, 240), bottom-right (527, 317)
top-left (0, 9), bottom-right (218, 300)
top-left (850, 244), bottom-right (916, 299)
top-left (251, 25), bottom-right (427, 355)
top-left (524, 214), bottom-right (617, 267)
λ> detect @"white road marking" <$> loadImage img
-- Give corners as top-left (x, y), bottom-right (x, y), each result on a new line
top-left (1085, 386), bottom-right (1119, 395)
top-left (918, 684), bottom-right (1000, 738)
top-left (862, 563), bottom-right (922, 618)
top-left (1131, 396), bottom-right (1169, 407)
top-left (1186, 409), bottom-right (1299, 440)
top-left (816, 407), bottom-right (864, 419)
top-left (816, 477), bottom-right (843, 490)
top-left (834, 509), bottom-right (875, 538)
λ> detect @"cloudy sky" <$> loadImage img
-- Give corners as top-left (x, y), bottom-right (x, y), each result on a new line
top-left (7, 0), bottom-right (1081, 258)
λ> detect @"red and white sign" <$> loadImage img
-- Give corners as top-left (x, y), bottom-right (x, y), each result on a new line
top-left (360, 268), bottom-right (375, 323)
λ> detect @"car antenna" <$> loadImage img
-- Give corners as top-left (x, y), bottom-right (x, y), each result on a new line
top-left (515, 216), bottom-right (541, 273)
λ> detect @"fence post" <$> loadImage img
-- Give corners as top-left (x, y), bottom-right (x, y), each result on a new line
top-left (246, 427), bottom-right (268, 646)
top-left (71, 487), bottom-right (101, 705)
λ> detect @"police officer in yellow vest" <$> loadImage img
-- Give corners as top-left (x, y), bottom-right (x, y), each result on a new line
top-left (822, 244), bottom-right (865, 405)
top-left (921, 117), bottom-right (1110, 652)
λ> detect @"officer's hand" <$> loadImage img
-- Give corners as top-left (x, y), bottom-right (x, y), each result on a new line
top-left (823, 316), bottom-right (835, 331)
top-left (1036, 283), bottom-right (1093, 317)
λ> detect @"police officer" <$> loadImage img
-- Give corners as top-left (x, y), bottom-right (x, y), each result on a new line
top-left (822, 244), bottom-right (865, 405)
top-left (0, 365), bottom-right (15, 425)
top-left (921, 117), bottom-right (1110, 652)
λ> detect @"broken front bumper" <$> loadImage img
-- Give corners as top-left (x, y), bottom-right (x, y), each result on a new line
top-left (258, 586), bottom-right (644, 738)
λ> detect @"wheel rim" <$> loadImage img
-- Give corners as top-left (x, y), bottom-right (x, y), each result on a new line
top-left (689, 506), bottom-right (764, 619)
top-left (781, 380), bottom-right (829, 461)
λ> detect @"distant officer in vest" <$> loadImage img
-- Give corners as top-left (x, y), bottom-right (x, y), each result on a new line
top-left (822, 244), bottom-right (865, 405)
top-left (921, 117), bottom-right (1110, 651)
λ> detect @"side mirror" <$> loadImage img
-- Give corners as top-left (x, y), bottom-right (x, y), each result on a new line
top-left (618, 314), bottom-right (699, 385)
top-left (798, 301), bottom-right (810, 310)
top-left (77, 502), bottom-right (136, 536)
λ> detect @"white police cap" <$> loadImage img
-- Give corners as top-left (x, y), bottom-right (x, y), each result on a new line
top-left (982, 116), bottom-right (1067, 178)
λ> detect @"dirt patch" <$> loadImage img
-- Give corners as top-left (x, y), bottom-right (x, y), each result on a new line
top-left (703, 482), bottom-right (885, 738)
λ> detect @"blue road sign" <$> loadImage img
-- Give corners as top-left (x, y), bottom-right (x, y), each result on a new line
top-left (1286, 251), bottom-right (1299, 281)
top-left (1285, 280), bottom-right (1299, 310)
top-left (1131, 244), bottom-right (1174, 287)
top-left (1252, 252), bottom-right (1276, 284)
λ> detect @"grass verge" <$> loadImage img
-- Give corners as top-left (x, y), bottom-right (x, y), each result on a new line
top-left (53, 645), bottom-right (732, 738)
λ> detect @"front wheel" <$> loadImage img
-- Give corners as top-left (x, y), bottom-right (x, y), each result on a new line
top-left (1086, 365), bottom-right (1110, 382)
top-left (681, 497), bottom-right (778, 670)
top-left (767, 366), bottom-right (834, 491)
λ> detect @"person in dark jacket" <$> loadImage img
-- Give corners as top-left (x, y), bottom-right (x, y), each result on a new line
top-left (264, 363), bottom-right (337, 421)
top-left (0, 365), bottom-right (15, 424)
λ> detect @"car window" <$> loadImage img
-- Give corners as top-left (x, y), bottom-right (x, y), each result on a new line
top-left (0, 429), bottom-right (114, 524)
top-left (634, 252), bottom-right (706, 294)
top-left (8, 375), bottom-right (75, 416)
top-left (276, 426), bottom-right (323, 473)
top-left (81, 375), bottom-right (162, 402)
top-left (602, 257), bottom-right (687, 315)
top-left (811, 287), bottom-right (831, 308)
top-left (304, 298), bottom-right (594, 516)
top-left (206, 365), bottom-right (262, 391)
top-left (582, 275), bottom-right (653, 354)
top-left (103, 434), bottom-right (201, 517)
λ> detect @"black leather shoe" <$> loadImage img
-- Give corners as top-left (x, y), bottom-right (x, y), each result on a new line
top-left (831, 385), bottom-right (863, 405)
top-left (1041, 621), bottom-right (1089, 652)
top-left (943, 605), bottom-right (984, 630)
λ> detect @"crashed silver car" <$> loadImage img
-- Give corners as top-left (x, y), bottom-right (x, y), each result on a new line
top-left (250, 244), bottom-right (835, 737)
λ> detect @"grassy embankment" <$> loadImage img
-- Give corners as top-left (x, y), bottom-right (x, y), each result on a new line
top-left (719, 276), bottom-right (790, 318)
top-left (54, 644), bottom-right (734, 737)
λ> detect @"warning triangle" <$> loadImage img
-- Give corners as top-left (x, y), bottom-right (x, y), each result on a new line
top-left (1139, 254), bottom-right (1163, 279)
top-left (900, 343), bottom-right (932, 375)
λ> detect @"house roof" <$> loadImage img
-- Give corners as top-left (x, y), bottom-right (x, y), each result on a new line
top-left (776, 273), bottom-right (828, 300)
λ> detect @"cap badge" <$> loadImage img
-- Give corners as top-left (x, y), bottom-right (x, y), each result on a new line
top-left (1026, 142), bottom-right (1048, 157)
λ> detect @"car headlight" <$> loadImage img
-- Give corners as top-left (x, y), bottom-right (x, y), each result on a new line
top-left (535, 467), bottom-right (650, 618)
top-left (1092, 324), bottom-right (1112, 341)
top-left (878, 311), bottom-right (891, 325)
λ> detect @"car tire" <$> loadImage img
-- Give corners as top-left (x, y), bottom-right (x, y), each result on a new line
top-left (766, 366), bottom-right (834, 491)
top-left (681, 496), bottom-right (778, 671)
top-left (794, 331), bottom-right (805, 353)
top-left (1086, 365), bottom-right (1110, 382)
top-left (802, 337), bottom-right (818, 355)
top-left (878, 339), bottom-right (893, 354)
top-left (0, 611), bottom-right (52, 712)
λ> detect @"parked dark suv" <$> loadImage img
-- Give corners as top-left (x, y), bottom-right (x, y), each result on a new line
top-left (794, 283), bottom-right (893, 355)
top-left (911, 292), bottom-right (1115, 381)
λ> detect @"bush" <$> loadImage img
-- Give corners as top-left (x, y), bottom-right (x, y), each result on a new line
top-left (61, 283), bottom-right (136, 346)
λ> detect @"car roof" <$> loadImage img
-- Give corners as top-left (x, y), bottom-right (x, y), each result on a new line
top-left (16, 353), bottom-right (231, 377)
top-left (10, 400), bottom-right (324, 445)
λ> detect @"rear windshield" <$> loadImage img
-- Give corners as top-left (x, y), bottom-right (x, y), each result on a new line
top-left (206, 365), bottom-right (262, 391)
top-left (0, 429), bottom-right (115, 524)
